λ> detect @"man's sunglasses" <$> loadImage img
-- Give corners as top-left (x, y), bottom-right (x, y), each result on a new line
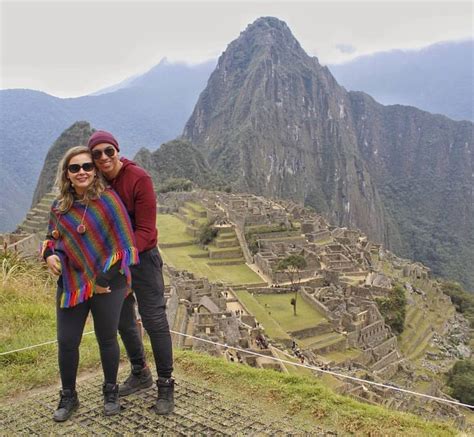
top-left (92, 146), bottom-right (116, 160)
top-left (67, 162), bottom-right (95, 173)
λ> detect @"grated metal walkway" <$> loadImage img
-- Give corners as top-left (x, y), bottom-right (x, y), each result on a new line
top-left (0, 371), bottom-right (328, 435)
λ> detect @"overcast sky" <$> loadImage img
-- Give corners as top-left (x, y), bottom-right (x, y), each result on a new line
top-left (1, 0), bottom-right (472, 97)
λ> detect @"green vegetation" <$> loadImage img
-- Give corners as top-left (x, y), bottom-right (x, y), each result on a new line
top-left (375, 284), bottom-right (407, 334)
top-left (440, 281), bottom-right (474, 328)
top-left (234, 290), bottom-right (326, 340)
top-left (177, 350), bottom-right (457, 436)
top-left (197, 219), bottom-right (218, 245)
top-left (158, 214), bottom-right (262, 285)
top-left (161, 245), bottom-right (260, 284)
top-left (446, 359), bottom-right (474, 405)
top-left (276, 254), bottom-right (307, 316)
top-left (157, 213), bottom-right (194, 244)
top-left (0, 253), bottom-right (101, 399)
top-left (156, 177), bottom-right (193, 193)
top-left (234, 290), bottom-right (290, 341)
top-left (254, 292), bottom-right (325, 331)
top-left (244, 223), bottom-right (289, 254)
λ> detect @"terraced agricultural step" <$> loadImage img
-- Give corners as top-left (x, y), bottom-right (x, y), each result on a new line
top-left (186, 226), bottom-right (200, 237)
top-left (301, 332), bottom-right (346, 354)
top-left (159, 240), bottom-right (196, 248)
top-left (406, 308), bottom-right (423, 329)
top-left (208, 247), bottom-right (242, 259)
top-left (207, 258), bottom-right (245, 266)
top-left (35, 202), bottom-right (53, 212)
top-left (407, 329), bottom-right (435, 361)
top-left (18, 223), bottom-right (43, 234)
top-left (28, 216), bottom-right (48, 225)
top-left (218, 232), bottom-right (238, 240)
top-left (215, 238), bottom-right (239, 248)
top-left (184, 202), bottom-right (207, 217)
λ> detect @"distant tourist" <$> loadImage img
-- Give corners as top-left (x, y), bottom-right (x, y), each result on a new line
top-left (88, 130), bottom-right (175, 415)
top-left (42, 146), bottom-right (139, 422)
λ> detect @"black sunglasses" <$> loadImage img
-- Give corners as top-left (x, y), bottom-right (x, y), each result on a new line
top-left (92, 146), bottom-right (116, 160)
top-left (67, 162), bottom-right (95, 173)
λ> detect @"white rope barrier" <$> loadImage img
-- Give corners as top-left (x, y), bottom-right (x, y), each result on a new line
top-left (0, 331), bottom-right (95, 356)
top-left (169, 330), bottom-right (474, 410)
top-left (1, 328), bottom-right (473, 409)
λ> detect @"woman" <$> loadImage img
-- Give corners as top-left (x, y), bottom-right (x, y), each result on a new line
top-left (42, 146), bottom-right (139, 422)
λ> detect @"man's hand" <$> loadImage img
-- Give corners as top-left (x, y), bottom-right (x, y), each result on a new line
top-left (95, 284), bottom-right (111, 294)
top-left (46, 255), bottom-right (61, 276)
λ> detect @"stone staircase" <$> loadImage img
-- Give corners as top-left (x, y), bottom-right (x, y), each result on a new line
top-left (17, 192), bottom-right (56, 235)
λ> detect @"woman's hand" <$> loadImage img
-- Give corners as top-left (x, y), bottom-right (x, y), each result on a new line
top-left (46, 255), bottom-right (61, 276)
top-left (95, 284), bottom-right (111, 294)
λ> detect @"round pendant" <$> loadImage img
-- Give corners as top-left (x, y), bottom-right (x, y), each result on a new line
top-left (77, 224), bottom-right (86, 234)
top-left (52, 229), bottom-right (60, 240)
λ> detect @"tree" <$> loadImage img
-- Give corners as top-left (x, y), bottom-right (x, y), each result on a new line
top-left (157, 177), bottom-right (193, 193)
top-left (375, 284), bottom-right (407, 335)
top-left (276, 254), bottom-right (307, 316)
top-left (197, 219), bottom-right (218, 245)
top-left (446, 359), bottom-right (474, 405)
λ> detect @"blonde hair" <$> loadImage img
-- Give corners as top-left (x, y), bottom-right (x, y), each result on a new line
top-left (55, 146), bottom-right (106, 213)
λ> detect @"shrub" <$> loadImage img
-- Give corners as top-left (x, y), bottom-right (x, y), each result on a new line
top-left (440, 281), bottom-right (474, 328)
top-left (446, 359), bottom-right (474, 405)
top-left (157, 177), bottom-right (193, 193)
top-left (375, 284), bottom-right (407, 335)
top-left (198, 220), bottom-right (218, 245)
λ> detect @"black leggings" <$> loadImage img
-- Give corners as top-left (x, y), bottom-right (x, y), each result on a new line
top-left (56, 285), bottom-right (127, 390)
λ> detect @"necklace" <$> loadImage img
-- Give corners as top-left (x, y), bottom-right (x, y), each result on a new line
top-left (76, 202), bottom-right (88, 234)
top-left (51, 201), bottom-right (89, 239)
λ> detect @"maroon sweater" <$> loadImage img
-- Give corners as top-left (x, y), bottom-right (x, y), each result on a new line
top-left (109, 158), bottom-right (157, 253)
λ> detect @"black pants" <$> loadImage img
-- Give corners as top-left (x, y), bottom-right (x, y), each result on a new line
top-left (118, 247), bottom-right (173, 378)
top-left (56, 285), bottom-right (127, 390)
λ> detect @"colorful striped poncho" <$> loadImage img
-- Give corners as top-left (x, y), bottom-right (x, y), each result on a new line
top-left (42, 188), bottom-right (139, 308)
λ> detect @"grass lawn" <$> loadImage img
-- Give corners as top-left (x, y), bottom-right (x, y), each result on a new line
top-left (0, 255), bottom-right (102, 399)
top-left (176, 351), bottom-right (457, 436)
top-left (254, 292), bottom-right (326, 331)
top-left (185, 201), bottom-right (207, 213)
top-left (161, 246), bottom-right (261, 284)
top-left (234, 290), bottom-right (290, 341)
top-left (158, 214), bottom-right (262, 285)
top-left (158, 213), bottom-right (194, 244)
top-left (323, 349), bottom-right (361, 363)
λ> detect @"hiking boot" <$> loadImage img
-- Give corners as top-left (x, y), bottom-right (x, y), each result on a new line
top-left (155, 377), bottom-right (175, 415)
top-left (119, 364), bottom-right (153, 396)
top-left (103, 383), bottom-right (120, 416)
top-left (53, 389), bottom-right (79, 422)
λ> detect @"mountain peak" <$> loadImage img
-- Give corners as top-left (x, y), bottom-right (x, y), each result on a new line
top-left (228, 16), bottom-right (304, 59)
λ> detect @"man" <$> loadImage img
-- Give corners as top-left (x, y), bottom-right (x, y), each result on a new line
top-left (87, 130), bottom-right (174, 415)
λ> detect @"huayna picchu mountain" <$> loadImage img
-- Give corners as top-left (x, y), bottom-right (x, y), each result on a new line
top-left (182, 17), bottom-right (474, 290)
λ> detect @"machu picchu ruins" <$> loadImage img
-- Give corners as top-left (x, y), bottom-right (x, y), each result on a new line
top-left (2, 188), bottom-right (473, 429)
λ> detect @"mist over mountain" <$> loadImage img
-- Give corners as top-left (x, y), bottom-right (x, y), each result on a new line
top-left (329, 40), bottom-right (473, 121)
top-left (181, 17), bottom-right (474, 290)
top-left (0, 60), bottom-right (215, 231)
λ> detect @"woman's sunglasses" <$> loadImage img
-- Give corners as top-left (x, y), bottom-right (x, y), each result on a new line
top-left (67, 162), bottom-right (95, 174)
top-left (91, 146), bottom-right (116, 160)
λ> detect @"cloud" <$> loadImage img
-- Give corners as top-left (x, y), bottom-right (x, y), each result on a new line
top-left (335, 44), bottom-right (356, 54)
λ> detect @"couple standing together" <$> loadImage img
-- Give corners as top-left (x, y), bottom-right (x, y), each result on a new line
top-left (41, 131), bottom-right (173, 422)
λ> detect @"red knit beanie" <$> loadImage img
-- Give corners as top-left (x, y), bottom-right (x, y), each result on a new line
top-left (87, 130), bottom-right (120, 151)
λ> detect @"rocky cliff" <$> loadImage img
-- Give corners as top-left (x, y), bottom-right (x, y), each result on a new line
top-left (183, 17), bottom-right (390, 244)
top-left (182, 17), bottom-right (474, 289)
top-left (134, 139), bottom-right (224, 190)
top-left (31, 121), bottom-right (93, 206)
